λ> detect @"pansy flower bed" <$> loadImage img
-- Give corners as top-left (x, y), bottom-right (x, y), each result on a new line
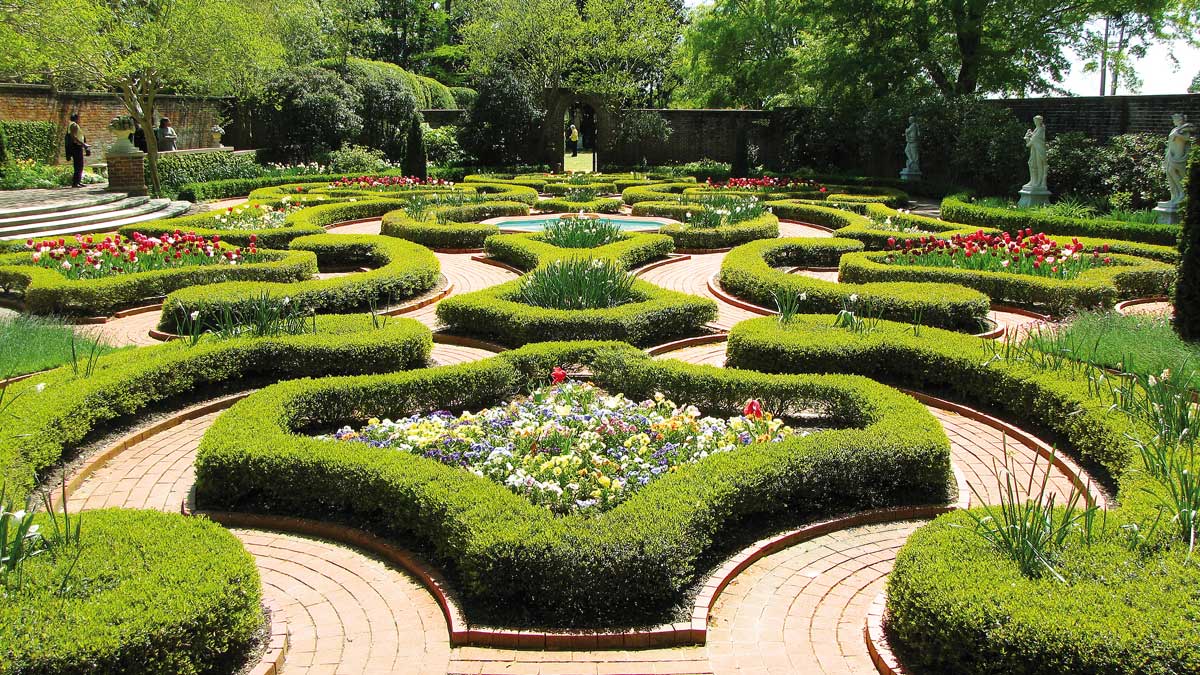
top-left (328, 175), bottom-right (455, 191)
top-left (206, 201), bottom-right (309, 230)
top-left (883, 229), bottom-right (1115, 279)
top-left (25, 232), bottom-right (264, 280)
top-left (328, 377), bottom-right (798, 514)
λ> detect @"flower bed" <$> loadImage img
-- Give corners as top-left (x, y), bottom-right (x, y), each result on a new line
top-left (724, 315), bottom-right (1200, 674)
top-left (628, 202), bottom-right (780, 249)
top-left (941, 193), bottom-right (1180, 246)
top-left (327, 175), bottom-right (457, 191)
top-left (329, 379), bottom-right (798, 514)
top-left (203, 200), bottom-right (308, 230)
top-left (435, 276), bottom-right (717, 346)
top-left (719, 238), bottom-right (991, 330)
top-left (483, 230), bottom-right (674, 272)
top-left (0, 315), bottom-right (432, 502)
top-left (194, 342), bottom-right (952, 626)
top-left (26, 232), bottom-right (264, 279)
top-left (0, 240), bottom-right (315, 317)
top-left (2, 509), bottom-right (262, 675)
top-left (157, 234), bottom-right (439, 332)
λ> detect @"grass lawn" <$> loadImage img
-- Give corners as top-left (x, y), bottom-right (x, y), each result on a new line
top-left (1025, 309), bottom-right (1200, 388)
top-left (563, 151), bottom-right (596, 173)
top-left (0, 313), bottom-right (122, 378)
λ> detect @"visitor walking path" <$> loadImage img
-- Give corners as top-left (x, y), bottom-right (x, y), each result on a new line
top-left (48, 212), bottom-right (1099, 675)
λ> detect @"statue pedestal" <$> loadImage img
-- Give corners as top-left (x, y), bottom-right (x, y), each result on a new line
top-left (1017, 187), bottom-right (1051, 208)
top-left (105, 150), bottom-right (147, 196)
top-left (899, 168), bottom-right (923, 182)
top-left (1153, 201), bottom-right (1182, 225)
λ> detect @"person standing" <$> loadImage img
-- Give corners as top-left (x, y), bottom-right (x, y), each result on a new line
top-left (568, 124), bottom-right (580, 157)
top-left (65, 113), bottom-right (90, 188)
top-left (155, 117), bottom-right (178, 152)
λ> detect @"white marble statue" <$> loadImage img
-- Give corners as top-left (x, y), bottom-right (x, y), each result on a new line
top-left (904, 117), bottom-right (920, 172)
top-left (1164, 113), bottom-right (1195, 207)
top-left (1022, 115), bottom-right (1048, 191)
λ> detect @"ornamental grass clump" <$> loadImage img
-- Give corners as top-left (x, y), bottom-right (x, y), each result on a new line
top-left (884, 229), bottom-right (1116, 279)
top-left (563, 187), bottom-right (600, 202)
top-left (540, 218), bottom-right (624, 248)
top-left (519, 258), bottom-right (636, 310)
top-left (685, 194), bottom-right (768, 229)
top-left (26, 232), bottom-right (263, 280)
top-left (326, 378), bottom-right (798, 514)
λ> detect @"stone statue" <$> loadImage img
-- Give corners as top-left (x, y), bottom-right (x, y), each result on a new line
top-left (1018, 115), bottom-right (1050, 207)
top-left (1155, 113), bottom-right (1195, 223)
top-left (900, 116), bottom-right (921, 181)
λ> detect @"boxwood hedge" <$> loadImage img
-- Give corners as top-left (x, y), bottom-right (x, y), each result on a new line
top-left (538, 196), bottom-right (623, 214)
top-left (941, 193), bottom-right (1181, 246)
top-left (380, 201), bottom-right (530, 249)
top-left (0, 247), bottom-right (316, 318)
top-left (176, 171), bottom-right (406, 201)
top-left (719, 238), bottom-right (991, 330)
top-left (724, 315), bottom-right (1200, 674)
top-left (628, 203), bottom-right (780, 249)
top-left (838, 250), bottom-right (1175, 315)
top-left (483, 231), bottom-right (674, 272)
top-left (194, 343), bottom-right (952, 626)
top-left (0, 315), bottom-right (432, 502)
top-left (435, 278), bottom-right (717, 347)
top-left (158, 234), bottom-right (439, 332)
top-left (1, 509), bottom-right (262, 675)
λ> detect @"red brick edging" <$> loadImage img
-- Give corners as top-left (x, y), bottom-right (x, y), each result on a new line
top-left (248, 598), bottom-right (290, 675)
top-left (431, 332), bottom-right (508, 353)
top-left (864, 592), bottom-right (907, 675)
top-left (469, 254), bottom-right (524, 274)
top-left (630, 253), bottom-right (691, 277)
top-left (1115, 296), bottom-right (1171, 315)
top-left (644, 332), bottom-right (729, 356)
top-left (778, 218), bottom-right (836, 233)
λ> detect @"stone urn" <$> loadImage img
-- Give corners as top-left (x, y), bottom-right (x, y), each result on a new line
top-left (107, 115), bottom-right (138, 155)
top-left (211, 125), bottom-right (225, 148)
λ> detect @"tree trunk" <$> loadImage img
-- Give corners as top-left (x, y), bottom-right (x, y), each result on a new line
top-left (1099, 17), bottom-right (1110, 96)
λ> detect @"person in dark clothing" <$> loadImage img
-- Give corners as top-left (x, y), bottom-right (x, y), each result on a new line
top-left (133, 125), bottom-right (147, 152)
top-left (65, 113), bottom-right (90, 188)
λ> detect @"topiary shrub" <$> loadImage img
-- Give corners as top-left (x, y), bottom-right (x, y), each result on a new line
top-left (154, 150), bottom-right (264, 196)
top-left (1177, 148), bottom-right (1200, 341)
top-left (2, 509), bottom-right (262, 675)
top-left (403, 116), bottom-right (428, 180)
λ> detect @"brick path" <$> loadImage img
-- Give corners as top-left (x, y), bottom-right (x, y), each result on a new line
top-left (636, 253), bottom-right (763, 331)
top-left (1120, 300), bottom-right (1171, 316)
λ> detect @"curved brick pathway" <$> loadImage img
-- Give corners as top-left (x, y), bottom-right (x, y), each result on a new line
top-left (636, 253), bottom-right (762, 331)
top-left (1119, 300), bottom-right (1171, 316)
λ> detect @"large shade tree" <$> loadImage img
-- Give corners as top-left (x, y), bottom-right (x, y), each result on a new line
top-left (4, 0), bottom-right (287, 195)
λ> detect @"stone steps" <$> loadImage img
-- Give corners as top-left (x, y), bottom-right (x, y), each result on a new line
top-left (0, 196), bottom-right (192, 241)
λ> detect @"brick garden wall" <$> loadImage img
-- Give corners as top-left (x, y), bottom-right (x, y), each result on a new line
top-left (992, 93), bottom-right (1200, 142)
top-left (0, 84), bottom-right (229, 164)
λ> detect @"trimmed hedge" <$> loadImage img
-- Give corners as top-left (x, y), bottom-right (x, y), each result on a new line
top-left (2, 509), bottom-right (262, 675)
top-left (194, 343), bottom-right (952, 625)
top-left (622, 182), bottom-right (707, 205)
top-left (435, 279), bottom-right (717, 347)
top-left (724, 315), bottom-right (1199, 674)
top-left (544, 181), bottom-right (618, 195)
top-left (155, 151), bottom-right (263, 194)
top-left (0, 120), bottom-right (59, 163)
top-left (0, 247), bottom-right (316, 317)
top-left (629, 203), bottom-right (780, 249)
top-left (177, 171), bottom-right (406, 202)
top-left (381, 201), bottom-right (530, 249)
top-left (157, 234), bottom-right (439, 332)
top-left (1177, 148), bottom-right (1199, 340)
top-left (483, 231), bottom-right (674, 272)
top-left (941, 193), bottom-right (1181, 245)
top-left (538, 196), bottom-right (622, 214)
top-left (0, 315), bottom-right (432, 501)
top-left (719, 238), bottom-right (991, 330)
top-left (838, 250), bottom-right (1175, 315)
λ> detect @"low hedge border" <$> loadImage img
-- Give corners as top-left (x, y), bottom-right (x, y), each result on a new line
top-left (483, 231), bottom-right (675, 272)
top-left (941, 193), bottom-right (1180, 246)
top-left (537, 196), bottom-right (623, 214)
top-left (543, 181), bottom-right (619, 195)
top-left (621, 182), bottom-right (706, 205)
top-left (719, 238), bottom-right (991, 330)
top-left (839, 250), bottom-right (1175, 315)
top-left (194, 342), bottom-right (952, 626)
top-left (0, 247), bottom-right (316, 317)
top-left (435, 279), bottom-right (717, 347)
top-left (176, 171), bottom-right (406, 201)
top-left (2, 509), bottom-right (262, 675)
top-left (157, 234), bottom-right (440, 332)
top-left (0, 314), bottom-right (432, 502)
top-left (723, 315), bottom-right (1199, 674)
top-left (381, 201), bottom-right (530, 249)
top-left (628, 203), bottom-right (780, 249)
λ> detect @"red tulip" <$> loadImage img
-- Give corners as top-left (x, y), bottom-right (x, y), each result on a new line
top-left (551, 366), bottom-right (567, 384)
top-left (743, 399), bottom-right (763, 419)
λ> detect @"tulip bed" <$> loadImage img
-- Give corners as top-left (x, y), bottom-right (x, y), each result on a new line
top-left (1, 509), bottom-right (262, 675)
top-left (941, 193), bottom-right (1180, 245)
top-left (156, 234), bottom-right (440, 333)
top-left (724, 315), bottom-right (1200, 674)
top-left (718, 237), bottom-right (992, 330)
top-left (194, 341), bottom-right (953, 626)
top-left (0, 315), bottom-right (432, 502)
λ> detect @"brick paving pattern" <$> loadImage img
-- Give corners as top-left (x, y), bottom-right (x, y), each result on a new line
top-left (636, 253), bottom-right (763, 331)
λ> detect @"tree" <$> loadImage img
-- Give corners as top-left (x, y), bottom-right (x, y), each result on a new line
top-left (1176, 148), bottom-right (1199, 340)
top-left (1076, 2), bottom-right (1198, 95)
top-left (5, 0), bottom-right (288, 195)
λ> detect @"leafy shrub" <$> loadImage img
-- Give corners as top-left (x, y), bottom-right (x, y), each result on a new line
top-left (450, 86), bottom-right (478, 109)
top-left (519, 258), bottom-right (637, 310)
top-left (154, 151), bottom-right (264, 194)
top-left (457, 72), bottom-right (545, 166)
top-left (2, 509), bottom-right (262, 675)
top-left (0, 315), bottom-right (432, 500)
top-left (194, 345), bottom-right (951, 625)
top-left (1102, 133), bottom-right (1168, 209)
top-left (0, 159), bottom-right (100, 190)
top-left (327, 144), bottom-right (390, 174)
top-left (381, 200), bottom-right (529, 249)
top-left (318, 58), bottom-right (421, 161)
top-left (483, 230), bottom-right (674, 272)
top-left (1047, 131), bottom-right (1106, 202)
top-left (402, 117), bottom-right (428, 179)
top-left (255, 65), bottom-right (363, 162)
top-left (424, 124), bottom-right (467, 166)
top-left (941, 193), bottom-right (1180, 246)
top-left (0, 120), bottom-right (59, 163)
top-left (539, 196), bottom-right (623, 214)
top-left (1178, 148), bottom-right (1200, 340)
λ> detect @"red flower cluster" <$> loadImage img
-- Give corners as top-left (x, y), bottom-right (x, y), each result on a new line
top-left (328, 176), bottom-right (454, 190)
top-left (26, 231), bottom-right (261, 280)
top-left (704, 176), bottom-right (825, 192)
top-left (884, 229), bottom-right (1114, 279)
top-left (551, 366), bottom-right (567, 384)
top-left (743, 399), bottom-right (763, 419)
